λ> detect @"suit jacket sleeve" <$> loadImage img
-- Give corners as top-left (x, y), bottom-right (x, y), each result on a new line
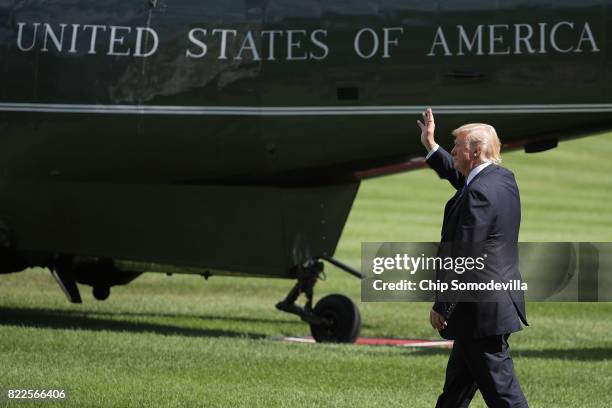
top-left (426, 146), bottom-right (465, 190)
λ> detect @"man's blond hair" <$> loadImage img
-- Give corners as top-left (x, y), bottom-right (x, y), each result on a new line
top-left (452, 123), bottom-right (502, 164)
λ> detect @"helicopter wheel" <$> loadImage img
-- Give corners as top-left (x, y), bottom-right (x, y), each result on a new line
top-left (92, 285), bottom-right (110, 301)
top-left (310, 294), bottom-right (361, 343)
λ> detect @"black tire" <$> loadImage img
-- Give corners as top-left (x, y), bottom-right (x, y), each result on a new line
top-left (310, 294), bottom-right (361, 343)
top-left (92, 285), bottom-right (110, 301)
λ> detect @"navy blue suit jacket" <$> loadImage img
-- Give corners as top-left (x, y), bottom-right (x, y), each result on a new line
top-left (427, 147), bottom-right (528, 340)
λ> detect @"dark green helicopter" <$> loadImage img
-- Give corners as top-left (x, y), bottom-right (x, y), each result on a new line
top-left (0, 0), bottom-right (608, 342)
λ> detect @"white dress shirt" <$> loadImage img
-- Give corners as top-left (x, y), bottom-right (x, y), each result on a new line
top-left (426, 144), bottom-right (492, 186)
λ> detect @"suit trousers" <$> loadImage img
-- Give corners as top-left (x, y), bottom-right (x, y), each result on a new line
top-left (435, 334), bottom-right (528, 408)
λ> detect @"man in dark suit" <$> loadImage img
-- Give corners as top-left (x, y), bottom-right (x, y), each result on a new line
top-left (417, 108), bottom-right (529, 408)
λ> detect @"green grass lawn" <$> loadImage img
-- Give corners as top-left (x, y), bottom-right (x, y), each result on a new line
top-left (2, 133), bottom-right (612, 407)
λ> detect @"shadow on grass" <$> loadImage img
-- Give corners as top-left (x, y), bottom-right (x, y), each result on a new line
top-left (0, 306), bottom-right (268, 340)
top-left (78, 310), bottom-right (375, 330)
top-left (404, 345), bottom-right (612, 361)
top-left (83, 310), bottom-right (304, 325)
top-left (512, 348), bottom-right (612, 361)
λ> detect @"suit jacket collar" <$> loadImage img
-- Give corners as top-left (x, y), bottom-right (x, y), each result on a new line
top-left (465, 163), bottom-right (497, 187)
top-left (466, 162), bottom-right (492, 185)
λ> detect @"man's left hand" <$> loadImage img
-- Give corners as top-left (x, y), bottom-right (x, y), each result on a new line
top-left (430, 309), bottom-right (447, 331)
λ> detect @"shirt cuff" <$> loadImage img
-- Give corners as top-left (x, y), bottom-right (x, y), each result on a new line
top-left (425, 144), bottom-right (439, 160)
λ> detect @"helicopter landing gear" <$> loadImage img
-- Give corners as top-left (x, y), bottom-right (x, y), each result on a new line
top-left (275, 259), bottom-right (361, 343)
